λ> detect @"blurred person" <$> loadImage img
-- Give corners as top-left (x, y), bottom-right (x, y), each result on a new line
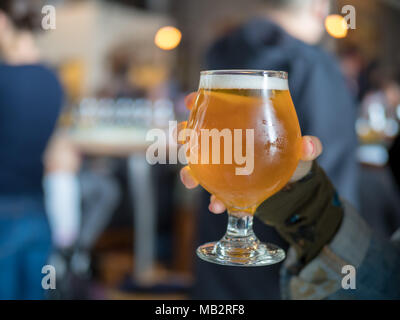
top-left (180, 134), bottom-right (400, 299)
top-left (339, 45), bottom-right (365, 101)
top-left (386, 75), bottom-right (400, 188)
top-left (383, 78), bottom-right (400, 120)
top-left (98, 48), bottom-right (145, 98)
top-left (43, 135), bottom-right (81, 299)
top-left (389, 131), bottom-right (400, 190)
top-left (0, 0), bottom-right (63, 299)
top-left (194, 0), bottom-right (359, 299)
top-left (359, 73), bottom-right (400, 123)
top-left (357, 71), bottom-right (400, 240)
top-left (44, 137), bottom-right (121, 299)
top-left (44, 136), bottom-right (81, 252)
top-left (358, 60), bottom-right (387, 103)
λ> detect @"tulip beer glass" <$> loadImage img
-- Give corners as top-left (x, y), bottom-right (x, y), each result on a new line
top-left (186, 70), bottom-right (302, 266)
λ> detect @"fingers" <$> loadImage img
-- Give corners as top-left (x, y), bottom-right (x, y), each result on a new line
top-left (180, 166), bottom-right (199, 189)
top-left (180, 134), bottom-right (323, 214)
top-left (180, 166), bottom-right (225, 214)
top-left (180, 165), bottom-right (226, 214)
top-left (301, 136), bottom-right (323, 161)
top-left (184, 92), bottom-right (197, 110)
top-left (209, 195), bottom-right (226, 214)
top-left (290, 136), bottom-right (322, 182)
top-left (44, 135), bottom-right (81, 173)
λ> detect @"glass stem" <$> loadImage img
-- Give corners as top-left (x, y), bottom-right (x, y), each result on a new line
top-left (214, 211), bottom-right (259, 258)
top-left (225, 211), bottom-right (256, 240)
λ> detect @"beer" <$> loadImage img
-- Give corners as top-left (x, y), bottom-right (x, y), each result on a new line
top-left (186, 70), bottom-right (302, 266)
top-left (187, 72), bottom-right (302, 214)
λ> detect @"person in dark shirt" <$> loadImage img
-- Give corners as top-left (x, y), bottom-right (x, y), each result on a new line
top-left (0, 1), bottom-right (63, 299)
top-left (192, 0), bottom-right (359, 299)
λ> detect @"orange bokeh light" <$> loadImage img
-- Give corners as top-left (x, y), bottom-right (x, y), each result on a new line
top-left (325, 14), bottom-right (348, 39)
top-left (154, 26), bottom-right (182, 50)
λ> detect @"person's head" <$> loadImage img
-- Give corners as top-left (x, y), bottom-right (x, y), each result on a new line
top-left (381, 73), bottom-right (400, 109)
top-left (262, 0), bottom-right (331, 45)
top-left (0, 0), bottom-right (41, 32)
top-left (339, 45), bottom-right (364, 79)
top-left (0, 0), bottom-right (41, 63)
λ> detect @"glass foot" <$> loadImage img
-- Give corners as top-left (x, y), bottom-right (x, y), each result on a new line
top-left (196, 241), bottom-right (285, 267)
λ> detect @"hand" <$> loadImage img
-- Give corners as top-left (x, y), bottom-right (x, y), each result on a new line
top-left (44, 134), bottom-right (81, 173)
top-left (179, 92), bottom-right (323, 214)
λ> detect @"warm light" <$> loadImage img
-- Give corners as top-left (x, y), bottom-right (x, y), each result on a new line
top-left (325, 14), bottom-right (348, 39)
top-left (154, 26), bottom-right (182, 50)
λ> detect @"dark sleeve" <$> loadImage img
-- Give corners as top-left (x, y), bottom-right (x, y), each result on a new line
top-left (28, 65), bottom-right (64, 146)
top-left (280, 200), bottom-right (400, 300)
top-left (292, 54), bottom-right (360, 209)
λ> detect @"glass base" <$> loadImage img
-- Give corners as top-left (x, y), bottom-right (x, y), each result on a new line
top-left (196, 240), bottom-right (285, 267)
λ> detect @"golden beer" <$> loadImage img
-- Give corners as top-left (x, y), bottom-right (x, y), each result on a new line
top-left (187, 70), bottom-right (302, 266)
top-left (187, 76), bottom-right (302, 214)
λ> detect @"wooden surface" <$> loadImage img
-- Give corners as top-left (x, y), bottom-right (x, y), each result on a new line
top-left (58, 128), bottom-right (154, 157)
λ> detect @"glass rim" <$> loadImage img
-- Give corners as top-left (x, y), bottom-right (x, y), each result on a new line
top-left (200, 69), bottom-right (288, 79)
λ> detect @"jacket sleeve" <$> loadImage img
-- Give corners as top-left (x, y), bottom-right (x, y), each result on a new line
top-left (280, 200), bottom-right (400, 300)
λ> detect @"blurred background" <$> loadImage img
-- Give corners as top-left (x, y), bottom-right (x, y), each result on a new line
top-left (1, 0), bottom-right (400, 300)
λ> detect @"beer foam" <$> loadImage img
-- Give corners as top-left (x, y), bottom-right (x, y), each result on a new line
top-left (199, 74), bottom-right (288, 90)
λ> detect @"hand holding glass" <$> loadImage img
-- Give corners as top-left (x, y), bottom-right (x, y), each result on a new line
top-left (183, 70), bottom-right (302, 266)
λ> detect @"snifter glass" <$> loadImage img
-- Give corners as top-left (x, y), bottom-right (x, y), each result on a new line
top-left (186, 70), bottom-right (302, 266)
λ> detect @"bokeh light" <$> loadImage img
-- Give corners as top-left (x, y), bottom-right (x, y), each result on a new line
top-left (325, 14), bottom-right (348, 39)
top-left (154, 26), bottom-right (182, 50)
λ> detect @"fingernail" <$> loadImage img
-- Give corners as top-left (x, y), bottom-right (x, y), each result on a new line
top-left (209, 202), bottom-right (218, 213)
top-left (180, 168), bottom-right (190, 187)
top-left (209, 201), bottom-right (224, 213)
top-left (309, 139), bottom-right (315, 156)
top-left (214, 201), bottom-right (225, 213)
